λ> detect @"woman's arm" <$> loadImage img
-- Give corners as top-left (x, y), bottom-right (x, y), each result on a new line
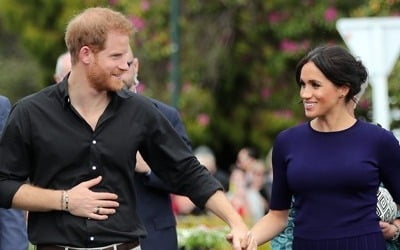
top-left (251, 209), bottom-right (289, 246)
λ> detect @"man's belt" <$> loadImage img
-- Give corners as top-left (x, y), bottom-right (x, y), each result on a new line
top-left (36, 240), bottom-right (139, 250)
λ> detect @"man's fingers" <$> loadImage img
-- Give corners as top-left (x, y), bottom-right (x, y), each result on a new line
top-left (231, 236), bottom-right (241, 250)
top-left (244, 232), bottom-right (258, 250)
top-left (97, 200), bottom-right (119, 208)
top-left (94, 192), bottom-right (119, 201)
top-left (226, 233), bottom-right (233, 240)
top-left (94, 206), bottom-right (116, 215)
top-left (87, 205), bottom-right (117, 220)
top-left (80, 176), bottom-right (102, 188)
top-left (241, 232), bottom-right (252, 249)
top-left (77, 176), bottom-right (119, 199)
top-left (90, 213), bottom-right (109, 220)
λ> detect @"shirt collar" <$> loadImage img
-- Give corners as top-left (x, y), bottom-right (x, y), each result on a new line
top-left (56, 75), bottom-right (134, 109)
top-left (56, 75), bottom-right (70, 109)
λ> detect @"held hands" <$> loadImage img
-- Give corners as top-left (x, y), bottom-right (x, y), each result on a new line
top-left (63, 176), bottom-right (119, 220)
top-left (226, 230), bottom-right (258, 250)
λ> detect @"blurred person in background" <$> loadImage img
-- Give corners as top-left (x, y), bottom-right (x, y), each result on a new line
top-left (171, 145), bottom-right (230, 216)
top-left (124, 48), bottom-right (192, 250)
top-left (235, 147), bottom-right (259, 185)
top-left (235, 147), bottom-right (270, 203)
top-left (194, 145), bottom-right (229, 191)
top-left (53, 52), bottom-right (71, 83)
top-left (227, 167), bottom-right (248, 219)
top-left (246, 160), bottom-right (268, 224)
top-left (227, 159), bottom-right (268, 225)
top-left (0, 95), bottom-right (28, 250)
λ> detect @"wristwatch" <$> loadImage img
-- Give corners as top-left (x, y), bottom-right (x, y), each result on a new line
top-left (392, 223), bottom-right (400, 241)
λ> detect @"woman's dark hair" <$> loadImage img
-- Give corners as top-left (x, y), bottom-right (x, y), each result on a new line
top-left (295, 45), bottom-right (368, 102)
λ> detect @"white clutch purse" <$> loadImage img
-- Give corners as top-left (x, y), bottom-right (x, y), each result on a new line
top-left (376, 186), bottom-right (398, 223)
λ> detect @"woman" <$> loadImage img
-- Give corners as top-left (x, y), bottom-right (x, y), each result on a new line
top-left (248, 45), bottom-right (400, 250)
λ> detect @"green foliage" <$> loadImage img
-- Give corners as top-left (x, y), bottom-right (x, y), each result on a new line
top-left (0, 55), bottom-right (43, 103)
top-left (0, 0), bottom-right (114, 84)
top-left (1, 0), bottom-right (398, 166)
top-left (0, 27), bottom-right (43, 103)
top-left (177, 215), bottom-right (270, 250)
top-left (178, 226), bottom-right (230, 250)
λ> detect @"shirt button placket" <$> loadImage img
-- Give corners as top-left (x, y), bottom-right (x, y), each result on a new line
top-left (91, 138), bottom-right (99, 173)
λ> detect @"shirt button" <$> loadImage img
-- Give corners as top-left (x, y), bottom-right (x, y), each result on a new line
top-left (92, 166), bottom-right (97, 170)
top-left (90, 236), bottom-right (95, 241)
top-left (92, 140), bottom-right (97, 144)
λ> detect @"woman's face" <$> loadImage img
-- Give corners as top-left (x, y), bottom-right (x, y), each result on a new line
top-left (299, 61), bottom-right (348, 119)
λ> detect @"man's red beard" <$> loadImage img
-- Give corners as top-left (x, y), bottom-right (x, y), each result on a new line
top-left (87, 60), bottom-right (124, 92)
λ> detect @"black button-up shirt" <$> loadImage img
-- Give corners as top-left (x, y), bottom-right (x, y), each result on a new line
top-left (0, 79), bottom-right (222, 247)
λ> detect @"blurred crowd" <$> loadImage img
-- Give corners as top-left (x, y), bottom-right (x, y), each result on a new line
top-left (172, 145), bottom-right (273, 226)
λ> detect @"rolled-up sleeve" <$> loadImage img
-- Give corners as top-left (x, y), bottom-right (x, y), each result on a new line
top-left (139, 105), bottom-right (222, 209)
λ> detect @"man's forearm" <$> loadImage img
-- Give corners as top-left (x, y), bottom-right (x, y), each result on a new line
top-left (12, 177), bottom-right (119, 220)
top-left (205, 190), bottom-right (247, 228)
top-left (12, 184), bottom-right (62, 211)
top-left (205, 190), bottom-right (251, 249)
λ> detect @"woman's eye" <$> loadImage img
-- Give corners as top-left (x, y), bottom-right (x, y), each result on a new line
top-left (312, 83), bottom-right (320, 88)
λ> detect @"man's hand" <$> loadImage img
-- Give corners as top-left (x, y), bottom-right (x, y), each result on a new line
top-left (135, 152), bottom-right (151, 174)
top-left (67, 176), bottom-right (119, 220)
top-left (226, 231), bottom-right (257, 250)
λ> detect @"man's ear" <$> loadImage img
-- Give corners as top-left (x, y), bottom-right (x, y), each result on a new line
top-left (79, 46), bottom-right (92, 65)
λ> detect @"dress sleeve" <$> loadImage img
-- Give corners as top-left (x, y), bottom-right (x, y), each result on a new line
top-left (269, 133), bottom-right (293, 210)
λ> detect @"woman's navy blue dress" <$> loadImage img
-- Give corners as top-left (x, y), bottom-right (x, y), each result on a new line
top-left (270, 120), bottom-right (400, 250)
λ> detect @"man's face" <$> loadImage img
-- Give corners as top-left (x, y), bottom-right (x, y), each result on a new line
top-left (87, 31), bottom-right (130, 92)
top-left (122, 55), bottom-right (139, 92)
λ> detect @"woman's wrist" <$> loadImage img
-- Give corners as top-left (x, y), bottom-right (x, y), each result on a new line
top-left (391, 223), bottom-right (400, 241)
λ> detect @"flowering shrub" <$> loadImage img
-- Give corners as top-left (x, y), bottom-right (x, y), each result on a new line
top-left (178, 225), bottom-right (230, 250)
top-left (177, 215), bottom-right (271, 250)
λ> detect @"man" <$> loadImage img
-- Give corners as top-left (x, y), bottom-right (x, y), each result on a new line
top-left (53, 52), bottom-right (71, 83)
top-left (118, 50), bottom-right (191, 249)
top-left (53, 48), bottom-right (192, 250)
top-left (0, 7), bottom-right (250, 250)
top-left (0, 95), bottom-right (28, 250)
